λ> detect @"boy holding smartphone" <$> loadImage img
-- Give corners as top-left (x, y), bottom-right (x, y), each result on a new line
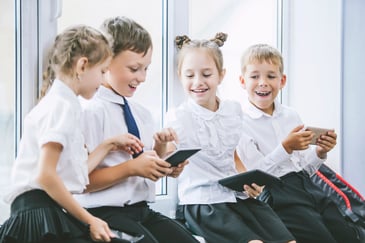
top-left (236, 43), bottom-right (363, 242)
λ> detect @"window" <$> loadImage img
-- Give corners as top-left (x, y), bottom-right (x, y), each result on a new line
top-left (0, 0), bottom-right (15, 222)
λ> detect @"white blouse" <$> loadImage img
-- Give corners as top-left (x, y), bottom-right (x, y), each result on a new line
top-left (74, 86), bottom-right (156, 208)
top-left (165, 98), bottom-right (248, 205)
top-left (5, 79), bottom-right (89, 203)
top-left (236, 99), bottom-right (325, 178)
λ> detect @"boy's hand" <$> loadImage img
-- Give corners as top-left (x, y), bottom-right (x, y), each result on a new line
top-left (131, 150), bottom-right (173, 181)
top-left (110, 133), bottom-right (144, 155)
top-left (243, 183), bottom-right (263, 198)
top-left (282, 125), bottom-right (313, 154)
top-left (316, 130), bottom-right (337, 159)
top-left (153, 127), bottom-right (178, 145)
top-left (168, 160), bottom-right (189, 178)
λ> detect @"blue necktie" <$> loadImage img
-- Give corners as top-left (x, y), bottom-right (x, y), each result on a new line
top-left (122, 97), bottom-right (143, 158)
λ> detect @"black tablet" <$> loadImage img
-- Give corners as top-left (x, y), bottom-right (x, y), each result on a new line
top-left (163, 148), bottom-right (201, 166)
top-left (218, 169), bottom-right (281, 191)
top-left (110, 229), bottom-right (144, 243)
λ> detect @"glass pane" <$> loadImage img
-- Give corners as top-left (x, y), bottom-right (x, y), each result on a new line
top-left (58, 0), bottom-right (165, 194)
top-left (0, 0), bottom-right (15, 222)
top-left (189, 0), bottom-right (278, 103)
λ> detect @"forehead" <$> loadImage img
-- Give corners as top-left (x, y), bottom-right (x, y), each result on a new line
top-left (112, 48), bottom-right (152, 66)
top-left (245, 60), bottom-right (281, 73)
top-left (181, 49), bottom-right (215, 69)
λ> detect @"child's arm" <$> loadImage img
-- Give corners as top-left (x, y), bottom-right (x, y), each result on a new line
top-left (85, 150), bottom-right (173, 192)
top-left (36, 142), bottom-right (113, 242)
top-left (153, 127), bottom-right (178, 157)
top-left (87, 133), bottom-right (144, 172)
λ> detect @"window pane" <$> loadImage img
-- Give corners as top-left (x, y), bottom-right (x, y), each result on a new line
top-left (189, 0), bottom-right (278, 102)
top-left (0, 0), bottom-right (15, 222)
top-left (58, 0), bottom-right (165, 194)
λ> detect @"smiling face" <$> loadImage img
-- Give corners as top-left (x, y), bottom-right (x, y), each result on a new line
top-left (179, 48), bottom-right (225, 111)
top-left (105, 48), bottom-right (152, 97)
top-left (240, 60), bottom-right (286, 115)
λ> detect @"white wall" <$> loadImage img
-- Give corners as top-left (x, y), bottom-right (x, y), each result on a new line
top-left (282, 0), bottom-right (342, 172)
top-left (283, 0), bottom-right (364, 195)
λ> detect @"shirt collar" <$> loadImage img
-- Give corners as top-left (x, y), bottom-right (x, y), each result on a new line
top-left (186, 97), bottom-right (232, 120)
top-left (50, 79), bottom-right (81, 108)
top-left (96, 85), bottom-right (126, 105)
top-left (243, 99), bottom-right (283, 119)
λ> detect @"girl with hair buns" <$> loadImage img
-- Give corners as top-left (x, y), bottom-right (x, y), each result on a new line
top-left (164, 33), bottom-right (296, 243)
top-left (0, 25), bottom-right (144, 243)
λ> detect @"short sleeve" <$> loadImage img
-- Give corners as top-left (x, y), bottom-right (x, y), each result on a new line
top-left (38, 99), bottom-right (78, 148)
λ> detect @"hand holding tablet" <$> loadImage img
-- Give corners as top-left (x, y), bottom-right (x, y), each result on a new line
top-left (218, 170), bottom-right (281, 192)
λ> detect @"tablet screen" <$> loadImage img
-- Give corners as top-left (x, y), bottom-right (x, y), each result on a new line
top-left (218, 169), bottom-right (281, 191)
top-left (163, 148), bottom-right (201, 166)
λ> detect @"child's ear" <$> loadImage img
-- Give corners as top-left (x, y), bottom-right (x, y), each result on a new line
top-left (280, 74), bottom-right (287, 89)
top-left (239, 75), bottom-right (246, 89)
top-left (75, 57), bottom-right (88, 75)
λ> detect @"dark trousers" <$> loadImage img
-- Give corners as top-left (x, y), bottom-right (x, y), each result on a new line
top-left (267, 172), bottom-right (362, 243)
top-left (87, 202), bottom-right (199, 243)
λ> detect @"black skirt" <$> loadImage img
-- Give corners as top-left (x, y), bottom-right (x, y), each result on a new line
top-left (0, 189), bottom-right (89, 243)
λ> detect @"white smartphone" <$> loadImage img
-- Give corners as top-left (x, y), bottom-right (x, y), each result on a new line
top-left (305, 126), bottom-right (333, 145)
top-left (163, 148), bottom-right (201, 166)
top-left (110, 229), bottom-right (144, 243)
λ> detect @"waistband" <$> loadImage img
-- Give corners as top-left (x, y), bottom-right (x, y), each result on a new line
top-left (11, 189), bottom-right (59, 214)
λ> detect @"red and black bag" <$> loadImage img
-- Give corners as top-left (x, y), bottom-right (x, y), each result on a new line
top-left (311, 164), bottom-right (365, 240)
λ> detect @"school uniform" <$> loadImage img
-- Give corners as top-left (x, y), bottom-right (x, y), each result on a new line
top-left (165, 98), bottom-right (294, 243)
top-left (0, 80), bottom-right (91, 243)
top-left (237, 99), bottom-right (362, 243)
top-left (75, 86), bottom-right (199, 243)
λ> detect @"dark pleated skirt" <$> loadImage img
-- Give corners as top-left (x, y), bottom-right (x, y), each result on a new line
top-left (0, 189), bottom-right (89, 243)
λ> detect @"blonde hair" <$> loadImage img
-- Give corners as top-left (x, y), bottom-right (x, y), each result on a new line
top-left (175, 32), bottom-right (227, 76)
top-left (240, 44), bottom-right (284, 75)
top-left (40, 25), bottom-right (112, 99)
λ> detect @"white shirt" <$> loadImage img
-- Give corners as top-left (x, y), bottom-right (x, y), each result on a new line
top-left (74, 86), bottom-right (155, 208)
top-left (5, 79), bottom-right (89, 203)
top-left (236, 99), bottom-right (325, 178)
top-left (165, 98), bottom-right (248, 205)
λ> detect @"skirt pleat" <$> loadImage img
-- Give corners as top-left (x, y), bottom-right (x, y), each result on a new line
top-left (0, 190), bottom-right (88, 243)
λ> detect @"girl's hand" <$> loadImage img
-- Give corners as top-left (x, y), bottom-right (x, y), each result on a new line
top-left (244, 183), bottom-right (263, 198)
top-left (168, 160), bottom-right (189, 178)
top-left (110, 133), bottom-right (144, 155)
top-left (153, 127), bottom-right (178, 146)
top-left (316, 130), bottom-right (337, 159)
top-left (88, 216), bottom-right (113, 242)
top-left (130, 150), bottom-right (173, 181)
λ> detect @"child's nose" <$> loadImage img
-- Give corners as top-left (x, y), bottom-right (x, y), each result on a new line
top-left (258, 78), bottom-right (268, 86)
top-left (136, 70), bottom-right (146, 83)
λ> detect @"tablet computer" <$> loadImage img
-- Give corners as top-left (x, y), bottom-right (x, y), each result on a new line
top-left (110, 229), bottom-right (144, 243)
top-left (305, 126), bottom-right (333, 145)
top-left (163, 148), bottom-right (201, 166)
top-left (218, 169), bottom-right (281, 191)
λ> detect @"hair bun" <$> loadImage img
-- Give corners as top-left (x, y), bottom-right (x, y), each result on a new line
top-left (175, 35), bottom-right (191, 49)
top-left (211, 32), bottom-right (227, 47)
